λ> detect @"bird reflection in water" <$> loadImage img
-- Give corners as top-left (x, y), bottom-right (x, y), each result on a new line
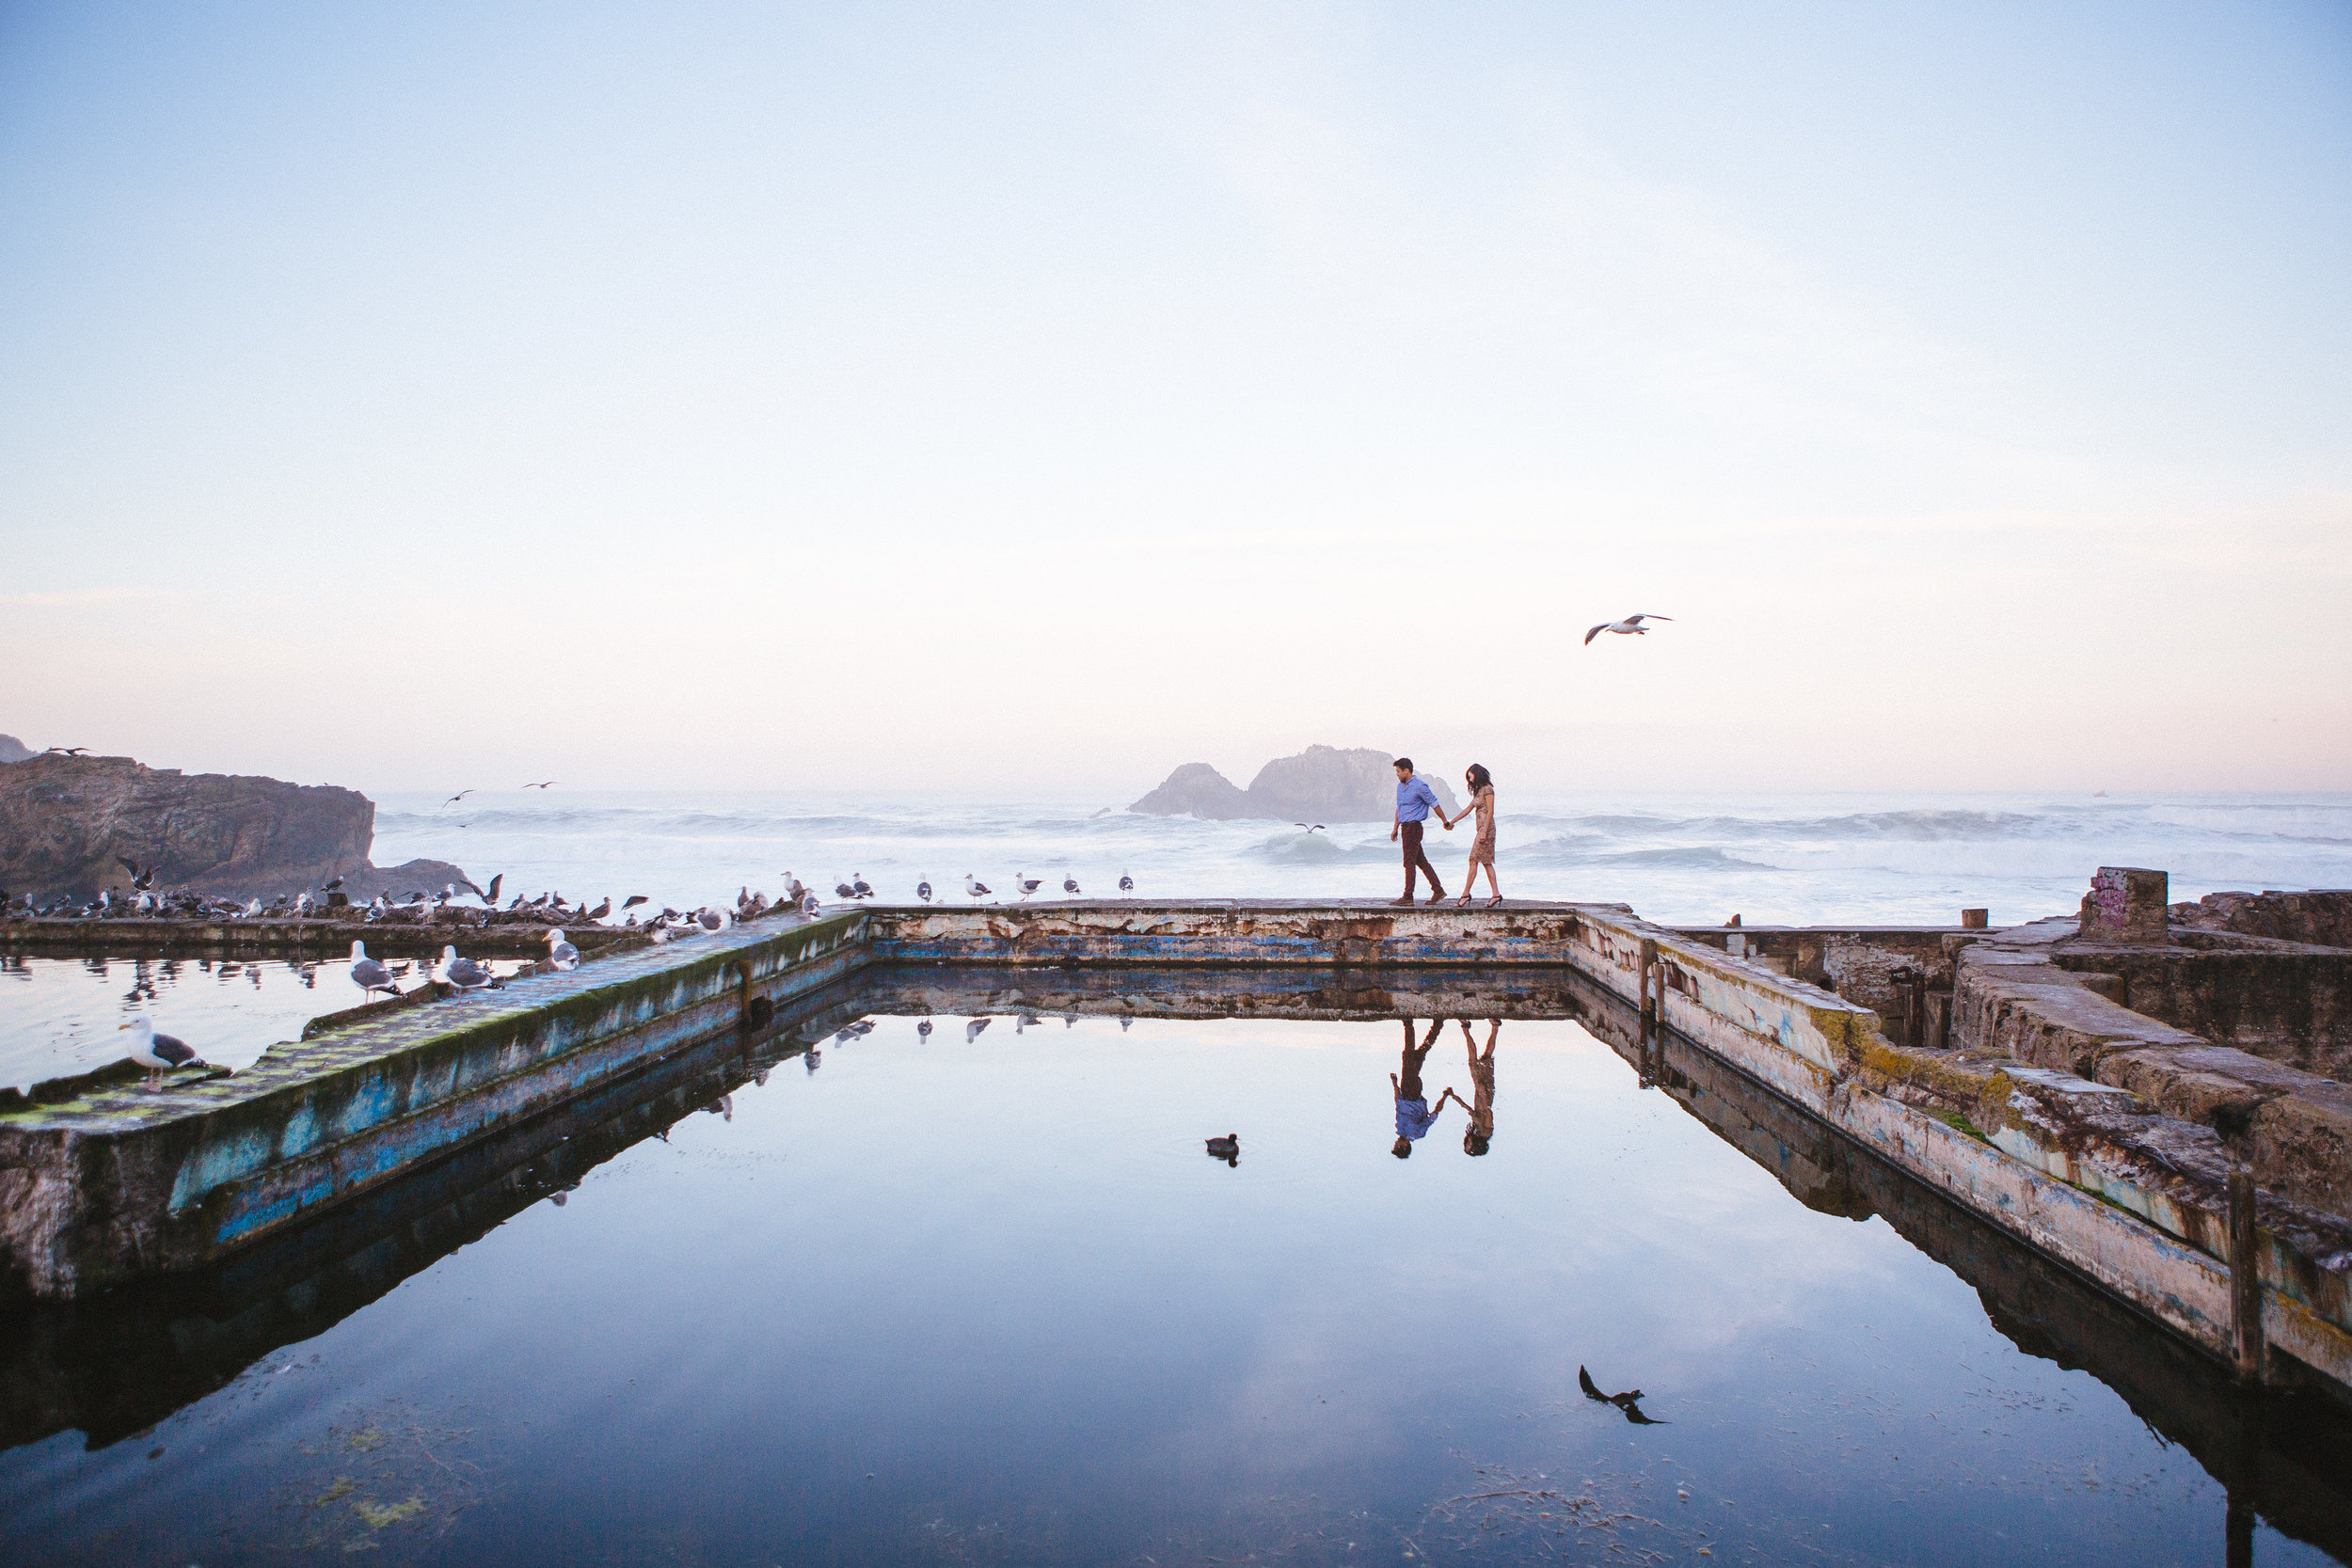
top-left (1460, 1019), bottom-right (1499, 1156)
top-left (1580, 1365), bottom-right (1667, 1424)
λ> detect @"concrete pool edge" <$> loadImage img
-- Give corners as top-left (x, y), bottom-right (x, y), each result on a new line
top-left (3, 898), bottom-right (2347, 1398)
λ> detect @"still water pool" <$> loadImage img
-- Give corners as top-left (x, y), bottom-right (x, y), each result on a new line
top-left (2, 975), bottom-right (2345, 1565)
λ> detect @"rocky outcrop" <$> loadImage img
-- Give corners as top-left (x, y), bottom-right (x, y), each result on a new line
top-left (1129, 745), bottom-right (1460, 823)
top-left (0, 753), bottom-right (396, 899)
top-left (0, 736), bottom-right (35, 765)
top-left (1126, 763), bottom-right (1257, 820)
top-left (2173, 890), bottom-right (2352, 950)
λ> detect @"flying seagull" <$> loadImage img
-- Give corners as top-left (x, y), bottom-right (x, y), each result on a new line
top-left (115, 856), bottom-right (157, 890)
top-left (521, 781), bottom-right (559, 789)
top-left (119, 1017), bottom-right (206, 1091)
top-left (441, 789), bottom-right (475, 808)
top-left (1583, 613), bottom-right (1673, 646)
top-left (46, 746), bottom-right (90, 756)
top-left (1295, 823), bottom-right (1327, 833)
top-left (348, 940), bottom-right (399, 1000)
top-left (622, 895), bottom-right (649, 911)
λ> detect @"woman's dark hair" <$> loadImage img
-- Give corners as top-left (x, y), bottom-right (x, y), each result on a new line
top-left (1465, 763), bottom-right (1492, 794)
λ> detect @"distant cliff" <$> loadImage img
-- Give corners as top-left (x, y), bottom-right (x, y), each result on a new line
top-left (0, 736), bottom-right (34, 764)
top-left (0, 753), bottom-right (463, 900)
top-left (1129, 745), bottom-right (1461, 824)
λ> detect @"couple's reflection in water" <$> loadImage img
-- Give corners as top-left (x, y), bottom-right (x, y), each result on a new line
top-left (1391, 1018), bottom-right (1499, 1160)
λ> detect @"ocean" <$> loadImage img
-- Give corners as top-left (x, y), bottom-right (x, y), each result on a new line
top-left (367, 787), bottom-right (2352, 928)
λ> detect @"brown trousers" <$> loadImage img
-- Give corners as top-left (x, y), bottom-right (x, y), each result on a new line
top-left (1400, 819), bottom-right (1444, 897)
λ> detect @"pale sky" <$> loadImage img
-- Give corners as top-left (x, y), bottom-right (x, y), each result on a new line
top-left (3, 2), bottom-right (2347, 795)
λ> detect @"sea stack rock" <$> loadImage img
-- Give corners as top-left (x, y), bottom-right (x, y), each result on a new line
top-left (1245, 745), bottom-right (1458, 824)
top-left (0, 752), bottom-right (466, 901)
top-left (1128, 745), bottom-right (1461, 823)
top-left (1126, 762), bottom-right (1256, 820)
top-left (0, 736), bottom-right (35, 765)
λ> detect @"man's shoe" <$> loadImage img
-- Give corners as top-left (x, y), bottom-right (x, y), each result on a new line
top-left (1424, 891), bottom-right (1448, 905)
top-left (1389, 895), bottom-right (1416, 907)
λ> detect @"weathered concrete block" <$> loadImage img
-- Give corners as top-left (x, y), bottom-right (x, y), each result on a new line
top-left (2253, 1086), bottom-right (2352, 1219)
top-left (2080, 866), bottom-right (2169, 944)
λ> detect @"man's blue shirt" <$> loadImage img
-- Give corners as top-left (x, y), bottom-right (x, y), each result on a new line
top-left (1396, 775), bottom-right (1438, 823)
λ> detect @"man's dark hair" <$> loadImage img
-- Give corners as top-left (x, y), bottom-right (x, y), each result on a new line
top-left (1393, 757), bottom-right (1414, 772)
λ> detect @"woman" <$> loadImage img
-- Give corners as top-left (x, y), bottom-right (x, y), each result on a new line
top-left (1447, 763), bottom-right (1501, 907)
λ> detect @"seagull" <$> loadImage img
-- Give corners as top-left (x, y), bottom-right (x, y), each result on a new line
top-left (1294, 823), bottom-right (1327, 833)
top-left (916, 879), bottom-right (933, 903)
top-left (1583, 613), bottom-right (1674, 646)
top-left (965, 1017), bottom-right (991, 1042)
top-left (694, 908), bottom-right (727, 933)
top-left (623, 894), bottom-right (649, 911)
top-left (521, 781), bottom-right (559, 789)
top-left (115, 856), bottom-right (157, 891)
top-left (118, 1017), bottom-right (206, 1091)
top-left (835, 879), bottom-right (857, 901)
top-left (850, 874), bottom-right (874, 899)
top-left (917, 1017), bottom-right (933, 1040)
top-left (1014, 872), bottom-right (1042, 900)
top-left (581, 897), bottom-right (610, 921)
top-left (1062, 876), bottom-right (1081, 896)
top-left (348, 940), bottom-right (399, 999)
top-left (440, 789), bottom-right (475, 808)
top-left (46, 746), bottom-right (91, 756)
top-left (1579, 1365), bottom-right (1667, 1424)
top-left (963, 874), bottom-right (991, 900)
top-left (1119, 872), bottom-right (1135, 895)
top-left (547, 928), bottom-right (580, 971)
top-left (439, 945), bottom-right (493, 990)
top-left (319, 875), bottom-right (344, 894)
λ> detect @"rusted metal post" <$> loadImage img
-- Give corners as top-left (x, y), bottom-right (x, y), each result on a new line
top-left (1960, 908), bottom-right (1988, 929)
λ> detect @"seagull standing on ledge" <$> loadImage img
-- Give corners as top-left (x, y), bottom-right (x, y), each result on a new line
top-left (916, 879), bottom-right (933, 903)
top-left (1583, 613), bottom-right (1673, 645)
top-left (349, 940), bottom-right (399, 1000)
top-left (547, 928), bottom-right (580, 971)
top-left (1014, 872), bottom-right (1042, 899)
top-left (963, 874), bottom-right (991, 901)
top-left (119, 1017), bottom-right (206, 1091)
top-left (1119, 872), bottom-right (1135, 895)
top-left (439, 945), bottom-right (493, 990)
top-left (1062, 876), bottom-right (1081, 896)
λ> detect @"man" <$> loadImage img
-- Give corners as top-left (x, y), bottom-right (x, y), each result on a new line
top-left (1391, 1018), bottom-right (1466, 1159)
top-left (1389, 756), bottom-right (1447, 907)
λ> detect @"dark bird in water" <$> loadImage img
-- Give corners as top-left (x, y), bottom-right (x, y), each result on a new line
top-left (623, 895), bottom-right (649, 911)
top-left (439, 945), bottom-right (493, 990)
top-left (522, 781), bottom-right (559, 789)
top-left (1582, 612), bottom-right (1673, 646)
top-left (1580, 1365), bottom-right (1667, 1424)
top-left (46, 746), bottom-right (90, 756)
top-left (916, 879), bottom-right (933, 903)
top-left (348, 940), bottom-right (399, 999)
top-left (116, 856), bottom-right (158, 891)
top-left (441, 789), bottom-right (475, 808)
top-left (119, 1017), bottom-right (205, 1091)
top-left (1119, 872), bottom-right (1135, 894)
top-left (1062, 876), bottom-right (1081, 896)
top-left (1204, 1133), bottom-right (1240, 1164)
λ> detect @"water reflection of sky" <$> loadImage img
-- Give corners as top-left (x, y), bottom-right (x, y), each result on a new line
top-left (3, 1015), bottom-right (2332, 1566)
top-left (0, 953), bottom-right (513, 1091)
